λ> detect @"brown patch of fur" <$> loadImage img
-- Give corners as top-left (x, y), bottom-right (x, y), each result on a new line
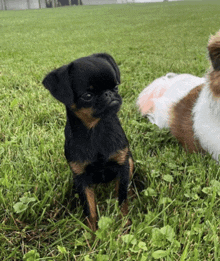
top-left (71, 105), bottom-right (100, 129)
top-left (109, 147), bottom-right (129, 165)
top-left (128, 156), bottom-right (134, 179)
top-left (120, 199), bottom-right (128, 216)
top-left (209, 70), bottom-right (220, 98)
top-left (115, 155), bottom-right (133, 218)
top-left (170, 84), bottom-right (205, 153)
top-left (69, 161), bottom-right (90, 175)
top-left (85, 187), bottom-right (97, 232)
top-left (208, 31), bottom-right (220, 71)
top-left (115, 156), bottom-right (133, 197)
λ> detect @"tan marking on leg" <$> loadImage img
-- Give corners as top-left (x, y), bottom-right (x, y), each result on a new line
top-left (69, 161), bottom-right (90, 175)
top-left (85, 187), bottom-right (97, 232)
top-left (114, 154), bottom-right (133, 215)
top-left (109, 147), bottom-right (129, 165)
top-left (128, 156), bottom-right (134, 180)
top-left (120, 199), bottom-right (128, 216)
top-left (120, 157), bottom-right (134, 218)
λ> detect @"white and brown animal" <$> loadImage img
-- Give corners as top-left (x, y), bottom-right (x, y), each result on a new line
top-left (137, 31), bottom-right (220, 161)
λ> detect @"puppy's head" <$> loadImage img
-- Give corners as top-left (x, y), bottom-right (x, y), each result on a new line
top-left (42, 53), bottom-right (122, 128)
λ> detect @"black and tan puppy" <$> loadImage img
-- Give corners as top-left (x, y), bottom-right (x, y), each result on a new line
top-left (42, 53), bottom-right (133, 232)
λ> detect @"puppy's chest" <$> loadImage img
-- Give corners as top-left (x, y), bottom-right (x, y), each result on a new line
top-left (68, 131), bottom-right (128, 183)
top-left (65, 118), bottom-right (128, 163)
top-left (86, 129), bottom-right (127, 162)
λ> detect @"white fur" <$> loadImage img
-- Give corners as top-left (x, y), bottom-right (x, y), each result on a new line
top-left (136, 73), bottom-right (179, 118)
top-left (193, 76), bottom-right (220, 161)
top-left (137, 73), bottom-right (205, 128)
top-left (137, 72), bottom-right (220, 161)
top-left (136, 73), bottom-right (178, 103)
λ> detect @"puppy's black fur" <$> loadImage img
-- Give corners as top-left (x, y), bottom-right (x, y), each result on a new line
top-left (42, 53), bottom-right (133, 231)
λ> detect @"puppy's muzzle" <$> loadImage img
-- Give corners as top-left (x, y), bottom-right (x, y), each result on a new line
top-left (103, 90), bottom-right (120, 106)
top-left (94, 90), bottom-right (122, 117)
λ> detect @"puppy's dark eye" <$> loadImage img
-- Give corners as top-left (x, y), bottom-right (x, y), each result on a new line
top-left (81, 92), bottom-right (94, 102)
top-left (113, 86), bottom-right (119, 93)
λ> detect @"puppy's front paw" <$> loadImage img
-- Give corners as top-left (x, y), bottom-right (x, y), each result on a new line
top-left (86, 216), bottom-right (98, 233)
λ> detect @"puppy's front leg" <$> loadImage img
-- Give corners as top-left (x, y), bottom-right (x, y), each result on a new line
top-left (84, 186), bottom-right (97, 232)
top-left (117, 159), bottom-right (134, 218)
top-left (74, 175), bottom-right (97, 232)
top-left (69, 161), bottom-right (97, 232)
top-left (116, 161), bottom-right (133, 230)
top-left (117, 164), bottom-right (130, 217)
top-left (111, 149), bottom-right (134, 218)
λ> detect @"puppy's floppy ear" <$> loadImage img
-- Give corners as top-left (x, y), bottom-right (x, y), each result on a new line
top-left (42, 64), bottom-right (74, 106)
top-left (93, 53), bottom-right (120, 84)
top-left (208, 31), bottom-right (220, 71)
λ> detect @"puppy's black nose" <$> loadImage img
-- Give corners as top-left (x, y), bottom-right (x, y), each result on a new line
top-left (103, 90), bottom-right (114, 103)
top-left (104, 90), bottom-right (113, 98)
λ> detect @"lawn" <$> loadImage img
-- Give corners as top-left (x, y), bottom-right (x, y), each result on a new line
top-left (1, 1), bottom-right (220, 260)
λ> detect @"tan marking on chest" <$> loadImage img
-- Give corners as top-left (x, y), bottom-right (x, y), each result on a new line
top-left (71, 105), bottom-right (100, 129)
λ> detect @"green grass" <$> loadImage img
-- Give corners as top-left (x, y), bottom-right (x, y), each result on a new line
top-left (1, 1), bottom-right (220, 260)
